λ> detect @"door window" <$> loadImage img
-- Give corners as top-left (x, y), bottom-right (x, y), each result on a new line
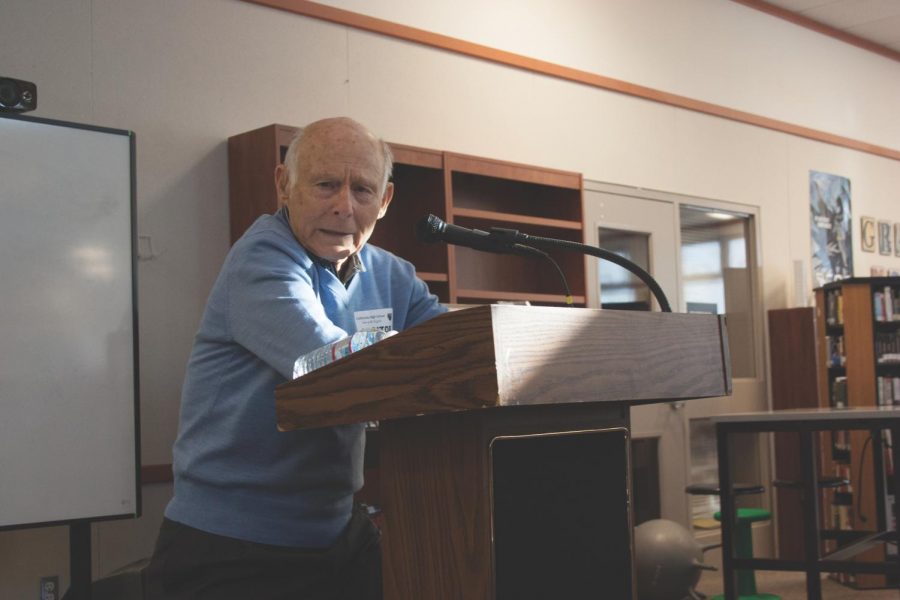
top-left (598, 227), bottom-right (651, 311)
top-left (680, 206), bottom-right (756, 378)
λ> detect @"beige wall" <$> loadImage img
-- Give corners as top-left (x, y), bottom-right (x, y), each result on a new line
top-left (1, 0), bottom-right (899, 595)
top-left (319, 0), bottom-right (900, 150)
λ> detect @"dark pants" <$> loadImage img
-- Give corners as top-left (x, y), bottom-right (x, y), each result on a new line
top-left (144, 507), bottom-right (382, 600)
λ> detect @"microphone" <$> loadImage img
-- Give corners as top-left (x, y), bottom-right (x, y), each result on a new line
top-left (416, 214), bottom-right (538, 256)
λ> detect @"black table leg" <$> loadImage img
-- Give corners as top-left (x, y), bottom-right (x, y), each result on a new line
top-left (891, 425), bottom-right (900, 593)
top-left (800, 430), bottom-right (822, 599)
top-left (717, 424), bottom-right (737, 600)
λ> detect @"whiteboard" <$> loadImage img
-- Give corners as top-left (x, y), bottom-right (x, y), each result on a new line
top-left (0, 114), bottom-right (139, 529)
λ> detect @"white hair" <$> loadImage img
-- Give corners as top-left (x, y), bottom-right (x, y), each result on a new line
top-left (282, 125), bottom-right (394, 194)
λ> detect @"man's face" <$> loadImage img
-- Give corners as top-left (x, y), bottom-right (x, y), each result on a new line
top-left (278, 120), bottom-right (393, 268)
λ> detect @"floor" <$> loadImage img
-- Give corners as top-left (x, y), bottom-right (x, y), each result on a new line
top-left (696, 569), bottom-right (900, 599)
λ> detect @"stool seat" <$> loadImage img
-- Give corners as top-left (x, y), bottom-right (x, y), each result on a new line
top-left (714, 507), bottom-right (772, 523)
top-left (685, 482), bottom-right (765, 496)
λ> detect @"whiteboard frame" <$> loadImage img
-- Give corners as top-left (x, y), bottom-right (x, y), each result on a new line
top-left (0, 113), bottom-right (140, 530)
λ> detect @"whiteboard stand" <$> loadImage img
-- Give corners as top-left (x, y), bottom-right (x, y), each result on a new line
top-left (69, 521), bottom-right (92, 600)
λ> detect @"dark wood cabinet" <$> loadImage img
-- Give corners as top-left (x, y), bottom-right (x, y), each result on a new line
top-left (226, 123), bottom-right (296, 244)
top-left (227, 124), bottom-right (586, 307)
top-left (767, 307), bottom-right (821, 560)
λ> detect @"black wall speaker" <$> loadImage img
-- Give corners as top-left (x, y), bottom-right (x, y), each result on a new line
top-left (0, 77), bottom-right (37, 113)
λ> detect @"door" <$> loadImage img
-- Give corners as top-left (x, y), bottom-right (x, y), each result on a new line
top-left (584, 181), bottom-right (769, 558)
top-left (583, 182), bottom-right (688, 525)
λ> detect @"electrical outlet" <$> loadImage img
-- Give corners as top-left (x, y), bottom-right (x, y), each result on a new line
top-left (40, 576), bottom-right (59, 600)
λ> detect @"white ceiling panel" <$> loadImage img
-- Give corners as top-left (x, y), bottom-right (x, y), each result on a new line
top-left (760, 0), bottom-right (900, 55)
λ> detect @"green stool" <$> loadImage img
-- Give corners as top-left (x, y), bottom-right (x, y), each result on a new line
top-left (711, 507), bottom-right (779, 600)
top-left (685, 483), bottom-right (780, 600)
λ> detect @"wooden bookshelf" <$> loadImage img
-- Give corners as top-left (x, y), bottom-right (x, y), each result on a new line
top-left (227, 125), bottom-right (586, 307)
top-left (814, 277), bottom-right (900, 589)
top-left (226, 123), bottom-right (297, 244)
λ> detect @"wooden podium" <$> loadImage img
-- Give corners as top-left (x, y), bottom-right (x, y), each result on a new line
top-left (276, 305), bottom-right (731, 600)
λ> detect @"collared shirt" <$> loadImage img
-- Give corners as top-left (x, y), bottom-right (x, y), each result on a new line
top-left (284, 205), bottom-right (365, 287)
top-left (307, 250), bottom-right (365, 287)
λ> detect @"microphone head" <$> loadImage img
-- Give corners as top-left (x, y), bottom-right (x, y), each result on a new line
top-left (416, 214), bottom-right (445, 243)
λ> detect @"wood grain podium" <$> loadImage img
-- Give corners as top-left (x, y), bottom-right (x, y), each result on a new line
top-left (276, 305), bottom-right (731, 600)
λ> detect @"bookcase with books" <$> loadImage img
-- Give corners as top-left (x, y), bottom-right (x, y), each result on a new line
top-left (815, 277), bottom-right (900, 589)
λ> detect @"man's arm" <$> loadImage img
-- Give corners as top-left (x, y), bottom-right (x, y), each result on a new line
top-left (404, 273), bottom-right (448, 329)
top-left (227, 234), bottom-right (345, 380)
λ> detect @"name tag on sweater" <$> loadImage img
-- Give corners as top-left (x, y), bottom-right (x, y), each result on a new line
top-left (354, 308), bottom-right (393, 333)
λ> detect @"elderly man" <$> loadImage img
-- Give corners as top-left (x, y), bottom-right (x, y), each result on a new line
top-left (146, 117), bottom-right (446, 599)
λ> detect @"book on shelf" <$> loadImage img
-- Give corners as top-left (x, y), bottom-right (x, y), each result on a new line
top-left (831, 428), bottom-right (851, 460)
top-left (831, 376), bottom-right (848, 408)
top-left (826, 288), bottom-right (844, 325)
top-left (831, 490), bottom-right (853, 530)
top-left (875, 328), bottom-right (900, 365)
top-left (874, 291), bottom-right (886, 322)
top-left (873, 285), bottom-right (900, 322)
top-left (877, 376), bottom-right (900, 406)
top-left (825, 335), bottom-right (846, 367)
top-left (878, 354), bottom-right (900, 365)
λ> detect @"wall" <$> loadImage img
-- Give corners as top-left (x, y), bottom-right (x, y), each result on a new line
top-left (1, 0), bottom-right (899, 595)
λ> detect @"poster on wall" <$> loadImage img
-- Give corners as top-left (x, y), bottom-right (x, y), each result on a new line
top-left (809, 170), bottom-right (853, 286)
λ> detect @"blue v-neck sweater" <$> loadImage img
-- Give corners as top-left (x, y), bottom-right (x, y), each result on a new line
top-left (165, 208), bottom-right (445, 547)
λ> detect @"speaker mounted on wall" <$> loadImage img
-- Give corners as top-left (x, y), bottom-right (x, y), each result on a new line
top-left (0, 77), bottom-right (37, 113)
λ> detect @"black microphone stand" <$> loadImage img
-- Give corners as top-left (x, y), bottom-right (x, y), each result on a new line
top-left (487, 227), bottom-right (672, 313)
top-left (416, 214), bottom-right (672, 312)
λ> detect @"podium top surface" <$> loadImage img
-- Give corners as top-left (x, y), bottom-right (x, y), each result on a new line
top-left (276, 304), bottom-right (731, 431)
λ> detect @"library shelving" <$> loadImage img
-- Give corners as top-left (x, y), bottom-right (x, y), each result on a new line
top-left (814, 277), bottom-right (900, 589)
top-left (227, 124), bottom-right (587, 307)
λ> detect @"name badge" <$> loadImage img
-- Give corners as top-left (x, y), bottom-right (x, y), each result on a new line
top-left (354, 308), bottom-right (394, 333)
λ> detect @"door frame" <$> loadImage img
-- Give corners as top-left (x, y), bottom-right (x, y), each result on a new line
top-left (583, 180), bottom-right (769, 533)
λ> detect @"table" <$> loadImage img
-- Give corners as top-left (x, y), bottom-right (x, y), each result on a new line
top-left (714, 407), bottom-right (900, 599)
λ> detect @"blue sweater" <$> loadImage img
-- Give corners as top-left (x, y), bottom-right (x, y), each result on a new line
top-left (165, 208), bottom-right (445, 547)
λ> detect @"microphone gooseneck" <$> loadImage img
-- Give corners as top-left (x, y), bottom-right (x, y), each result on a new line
top-left (415, 213), bottom-right (672, 312)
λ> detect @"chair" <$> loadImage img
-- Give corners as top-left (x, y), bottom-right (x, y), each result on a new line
top-left (686, 483), bottom-right (780, 600)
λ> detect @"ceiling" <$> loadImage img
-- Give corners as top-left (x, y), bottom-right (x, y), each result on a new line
top-left (757, 0), bottom-right (900, 57)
